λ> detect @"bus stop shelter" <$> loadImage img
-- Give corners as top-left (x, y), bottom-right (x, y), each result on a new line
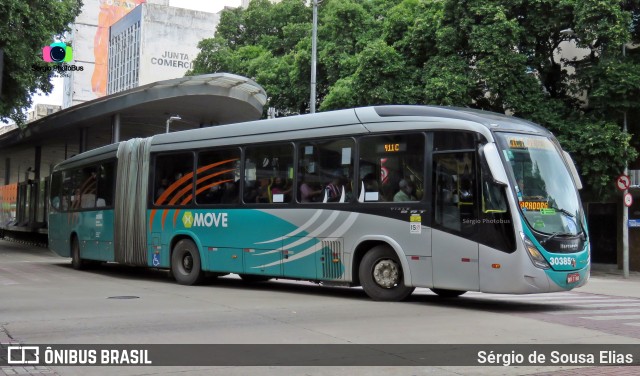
top-left (0, 73), bottom-right (267, 234)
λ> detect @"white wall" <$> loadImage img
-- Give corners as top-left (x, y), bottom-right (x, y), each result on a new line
top-left (64, 0), bottom-right (147, 107)
top-left (138, 4), bottom-right (219, 86)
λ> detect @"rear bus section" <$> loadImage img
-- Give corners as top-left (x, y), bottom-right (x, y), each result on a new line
top-left (49, 145), bottom-right (118, 269)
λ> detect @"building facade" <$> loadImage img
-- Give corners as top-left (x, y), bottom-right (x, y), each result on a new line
top-left (63, 0), bottom-right (150, 108)
top-left (26, 104), bottom-right (62, 123)
top-left (63, 0), bottom-right (221, 107)
top-left (107, 3), bottom-right (219, 95)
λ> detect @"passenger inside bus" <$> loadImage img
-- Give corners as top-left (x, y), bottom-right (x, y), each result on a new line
top-left (361, 173), bottom-right (380, 201)
top-left (393, 179), bottom-right (417, 201)
top-left (300, 177), bottom-right (323, 202)
top-left (203, 184), bottom-right (224, 203)
top-left (255, 178), bottom-right (271, 203)
top-left (325, 176), bottom-right (342, 202)
top-left (156, 178), bottom-right (169, 200)
top-left (220, 181), bottom-right (239, 204)
top-left (270, 177), bottom-right (292, 203)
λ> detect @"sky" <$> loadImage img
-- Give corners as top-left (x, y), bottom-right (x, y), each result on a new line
top-left (31, 0), bottom-right (241, 109)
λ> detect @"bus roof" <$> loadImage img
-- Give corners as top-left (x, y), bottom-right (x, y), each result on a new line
top-left (55, 105), bottom-right (554, 168)
top-left (367, 105), bottom-right (550, 134)
top-left (148, 105), bottom-right (551, 153)
top-left (53, 143), bottom-right (120, 171)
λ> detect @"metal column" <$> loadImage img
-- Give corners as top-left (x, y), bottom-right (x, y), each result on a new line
top-left (79, 127), bottom-right (88, 153)
top-left (112, 113), bottom-right (121, 143)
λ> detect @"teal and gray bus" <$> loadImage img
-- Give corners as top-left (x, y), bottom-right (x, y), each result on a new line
top-left (48, 106), bottom-right (589, 301)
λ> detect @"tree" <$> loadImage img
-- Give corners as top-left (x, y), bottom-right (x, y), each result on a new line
top-left (188, 0), bottom-right (311, 114)
top-left (0, 0), bottom-right (83, 126)
top-left (190, 0), bottom-right (640, 199)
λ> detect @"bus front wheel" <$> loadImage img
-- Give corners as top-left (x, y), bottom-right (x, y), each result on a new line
top-left (359, 245), bottom-right (415, 301)
top-left (171, 239), bottom-right (204, 285)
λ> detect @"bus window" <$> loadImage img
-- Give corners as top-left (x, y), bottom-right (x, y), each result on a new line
top-left (153, 153), bottom-right (194, 207)
top-left (96, 162), bottom-right (115, 207)
top-left (50, 172), bottom-right (62, 211)
top-left (433, 152), bottom-right (477, 234)
top-left (480, 160), bottom-right (515, 252)
top-left (78, 166), bottom-right (98, 209)
top-left (358, 133), bottom-right (425, 202)
top-left (298, 139), bottom-right (354, 203)
top-left (434, 131), bottom-right (476, 151)
top-left (244, 144), bottom-right (294, 203)
top-left (61, 168), bottom-right (87, 211)
top-left (196, 149), bottom-right (240, 205)
top-left (482, 177), bottom-right (507, 213)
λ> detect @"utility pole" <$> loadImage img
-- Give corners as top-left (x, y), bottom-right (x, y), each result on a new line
top-left (623, 42), bottom-right (629, 279)
top-left (310, 0), bottom-right (318, 113)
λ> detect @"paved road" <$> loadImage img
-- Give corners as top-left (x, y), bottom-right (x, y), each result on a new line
top-left (1, 239), bottom-right (639, 375)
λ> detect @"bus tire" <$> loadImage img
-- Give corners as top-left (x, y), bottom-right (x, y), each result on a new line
top-left (71, 237), bottom-right (85, 270)
top-left (239, 274), bottom-right (272, 283)
top-left (430, 288), bottom-right (466, 298)
top-left (359, 245), bottom-right (415, 301)
top-left (171, 239), bottom-right (204, 285)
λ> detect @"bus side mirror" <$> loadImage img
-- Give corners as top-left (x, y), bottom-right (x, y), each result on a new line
top-left (562, 150), bottom-right (583, 190)
top-left (479, 143), bottom-right (509, 186)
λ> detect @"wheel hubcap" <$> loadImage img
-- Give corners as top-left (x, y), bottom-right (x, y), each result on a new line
top-left (373, 259), bottom-right (399, 288)
top-left (182, 253), bottom-right (193, 272)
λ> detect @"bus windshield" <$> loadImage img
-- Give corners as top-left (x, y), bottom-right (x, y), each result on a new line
top-left (495, 133), bottom-right (583, 236)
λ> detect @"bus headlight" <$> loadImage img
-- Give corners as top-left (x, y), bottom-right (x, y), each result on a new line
top-left (520, 232), bottom-right (550, 269)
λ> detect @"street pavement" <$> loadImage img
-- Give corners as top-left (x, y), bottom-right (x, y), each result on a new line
top-left (1, 239), bottom-right (639, 375)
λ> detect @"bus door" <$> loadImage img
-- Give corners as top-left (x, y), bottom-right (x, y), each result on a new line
top-left (432, 151), bottom-right (480, 291)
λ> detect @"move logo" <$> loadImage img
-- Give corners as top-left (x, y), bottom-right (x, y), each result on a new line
top-left (182, 211), bottom-right (228, 228)
top-left (182, 212), bottom-right (194, 228)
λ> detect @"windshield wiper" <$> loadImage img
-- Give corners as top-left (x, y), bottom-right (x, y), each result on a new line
top-left (543, 206), bottom-right (586, 240)
top-left (540, 231), bottom-right (574, 245)
top-left (552, 207), bottom-right (575, 219)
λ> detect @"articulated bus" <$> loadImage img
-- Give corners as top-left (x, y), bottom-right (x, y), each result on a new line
top-left (48, 106), bottom-right (589, 301)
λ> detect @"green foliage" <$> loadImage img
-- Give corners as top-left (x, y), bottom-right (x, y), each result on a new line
top-left (0, 0), bottom-right (83, 126)
top-left (557, 120), bottom-right (638, 200)
top-left (190, 0), bottom-right (640, 199)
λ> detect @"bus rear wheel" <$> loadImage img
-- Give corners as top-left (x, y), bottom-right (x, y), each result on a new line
top-left (359, 245), bottom-right (415, 301)
top-left (71, 237), bottom-right (85, 270)
top-left (171, 239), bottom-right (204, 285)
top-left (430, 288), bottom-right (466, 298)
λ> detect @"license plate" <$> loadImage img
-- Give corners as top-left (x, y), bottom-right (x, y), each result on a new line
top-left (567, 273), bottom-right (580, 284)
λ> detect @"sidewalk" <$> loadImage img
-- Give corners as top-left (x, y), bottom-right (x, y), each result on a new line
top-left (0, 327), bottom-right (58, 376)
top-left (578, 263), bottom-right (640, 299)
